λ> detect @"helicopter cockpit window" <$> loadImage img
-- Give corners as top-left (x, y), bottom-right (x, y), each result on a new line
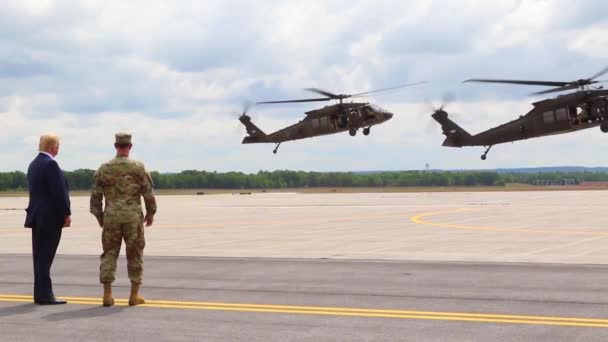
top-left (369, 104), bottom-right (386, 113)
top-left (543, 111), bottom-right (555, 124)
top-left (555, 108), bottom-right (568, 121)
top-left (364, 107), bottom-right (374, 117)
top-left (311, 118), bottom-right (320, 129)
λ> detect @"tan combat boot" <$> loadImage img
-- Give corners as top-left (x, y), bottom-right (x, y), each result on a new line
top-left (102, 283), bottom-right (114, 307)
top-left (128, 282), bottom-right (146, 306)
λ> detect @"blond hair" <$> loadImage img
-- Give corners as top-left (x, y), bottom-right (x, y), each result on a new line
top-left (38, 133), bottom-right (60, 152)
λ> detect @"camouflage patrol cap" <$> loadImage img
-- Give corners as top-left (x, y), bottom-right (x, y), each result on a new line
top-left (115, 133), bottom-right (132, 145)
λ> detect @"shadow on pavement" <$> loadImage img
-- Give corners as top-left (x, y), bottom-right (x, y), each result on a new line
top-left (43, 305), bottom-right (127, 322)
top-left (0, 303), bottom-right (37, 317)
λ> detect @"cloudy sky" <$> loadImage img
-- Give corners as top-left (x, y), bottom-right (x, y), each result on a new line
top-left (1, 0), bottom-right (607, 172)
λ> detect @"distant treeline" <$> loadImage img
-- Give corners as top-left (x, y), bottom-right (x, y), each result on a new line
top-left (2, 169), bottom-right (608, 191)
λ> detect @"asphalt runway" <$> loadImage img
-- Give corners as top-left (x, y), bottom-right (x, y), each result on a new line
top-left (2, 255), bottom-right (608, 341)
top-left (1, 191), bottom-right (608, 340)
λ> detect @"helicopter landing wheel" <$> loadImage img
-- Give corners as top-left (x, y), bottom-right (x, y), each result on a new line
top-left (481, 145), bottom-right (492, 161)
top-left (349, 129), bottom-right (357, 136)
top-left (273, 143), bottom-right (281, 154)
top-left (363, 127), bottom-right (370, 136)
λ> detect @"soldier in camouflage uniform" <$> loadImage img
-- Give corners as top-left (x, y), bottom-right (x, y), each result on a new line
top-left (90, 133), bottom-right (157, 307)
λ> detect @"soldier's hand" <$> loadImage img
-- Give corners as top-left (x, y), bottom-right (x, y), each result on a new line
top-left (144, 215), bottom-right (154, 227)
top-left (63, 215), bottom-right (72, 228)
top-left (96, 216), bottom-right (104, 228)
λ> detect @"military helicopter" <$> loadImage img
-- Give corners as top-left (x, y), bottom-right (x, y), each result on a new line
top-left (432, 66), bottom-right (608, 160)
top-left (239, 82), bottom-right (424, 153)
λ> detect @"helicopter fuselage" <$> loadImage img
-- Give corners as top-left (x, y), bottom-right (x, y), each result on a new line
top-left (240, 82), bottom-right (421, 153)
top-left (241, 102), bottom-right (394, 146)
top-left (434, 90), bottom-right (608, 150)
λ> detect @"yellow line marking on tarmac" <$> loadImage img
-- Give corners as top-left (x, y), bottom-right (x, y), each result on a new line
top-left (410, 208), bottom-right (608, 236)
top-left (1, 294), bottom-right (608, 328)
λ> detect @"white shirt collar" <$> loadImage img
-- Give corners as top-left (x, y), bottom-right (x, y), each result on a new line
top-left (40, 151), bottom-right (54, 160)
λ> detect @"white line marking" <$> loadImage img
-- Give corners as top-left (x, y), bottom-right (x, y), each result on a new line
top-left (518, 235), bottom-right (608, 256)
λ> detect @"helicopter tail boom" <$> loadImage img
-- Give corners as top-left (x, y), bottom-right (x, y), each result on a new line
top-left (431, 110), bottom-right (472, 147)
top-left (240, 115), bottom-right (270, 144)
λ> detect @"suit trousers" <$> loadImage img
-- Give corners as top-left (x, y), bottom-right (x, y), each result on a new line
top-left (32, 224), bottom-right (62, 301)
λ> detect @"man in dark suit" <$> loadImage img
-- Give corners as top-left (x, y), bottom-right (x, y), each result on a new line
top-left (24, 133), bottom-right (71, 305)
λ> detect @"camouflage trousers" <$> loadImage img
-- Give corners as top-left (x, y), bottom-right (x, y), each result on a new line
top-left (100, 218), bottom-right (146, 284)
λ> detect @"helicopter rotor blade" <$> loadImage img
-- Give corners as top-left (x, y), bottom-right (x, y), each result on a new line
top-left (589, 65), bottom-right (608, 81)
top-left (256, 97), bottom-right (332, 105)
top-left (259, 81), bottom-right (425, 105)
top-left (464, 79), bottom-right (569, 87)
top-left (304, 88), bottom-right (340, 99)
top-left (466, 66), bottom-right (608, 95)
top-left (530, 84), bottom-right (580, 95)
top-left (349, 81), bottom-right (426, 97)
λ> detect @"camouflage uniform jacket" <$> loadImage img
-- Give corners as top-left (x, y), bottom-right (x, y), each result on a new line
top-left (90, 156), bottom-right (157, 222)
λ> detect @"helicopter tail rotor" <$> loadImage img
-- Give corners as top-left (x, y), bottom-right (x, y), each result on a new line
top-left (424, 92), bottom-right (457, 134)
top-left (426, 92), bottom-right (471, 146)
top-left (238, 103), bottom-right (268, 142)
top-left (425, 92), bottom-right (455, 112)
top-left (431, 108), bottom-right (471, 147)
top-left (239, 101), bottom-right (254, 118)
top-left (231, 101), bottom-right (256, 136)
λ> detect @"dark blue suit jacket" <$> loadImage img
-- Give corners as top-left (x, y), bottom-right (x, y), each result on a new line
top-left (24, 153), bottom-right (71, 229)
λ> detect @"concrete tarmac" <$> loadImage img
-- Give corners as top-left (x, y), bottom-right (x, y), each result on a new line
top-left (2, 191), bottom-right (608, 340)
top-left (1, 191), bottom-right (608, 263)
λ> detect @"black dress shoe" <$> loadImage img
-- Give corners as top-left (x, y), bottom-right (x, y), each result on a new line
top-left (37, 298), bottom-right (67, 305)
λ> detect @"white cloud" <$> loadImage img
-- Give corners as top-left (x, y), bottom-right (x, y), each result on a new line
top-left (475, 0), bottom-right (552, 52)
top-left (568, 23), bottom-right (608, 59)
top-left (1, 0), bottom-right (608, 172)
